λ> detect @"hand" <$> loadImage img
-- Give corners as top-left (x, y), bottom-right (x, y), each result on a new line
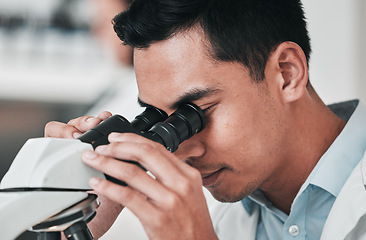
top-left (44, 111), bottom-right (112, 139)
top-left (44, 111), bottom-right (125, 239)
top-left (82, 132), bottom-right (218, 240)
top-left (87, 194), bottom-right (123, 239)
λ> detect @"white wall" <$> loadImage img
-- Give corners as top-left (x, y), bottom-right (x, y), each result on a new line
top-left (302, 0), bottom-right (366, 104)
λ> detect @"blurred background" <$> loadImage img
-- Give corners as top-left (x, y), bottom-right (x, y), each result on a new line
top-left (0, 0), bottom-right (365, 239)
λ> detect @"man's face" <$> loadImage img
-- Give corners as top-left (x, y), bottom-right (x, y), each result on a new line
top-left (134, 30), bottom-right (288, 202)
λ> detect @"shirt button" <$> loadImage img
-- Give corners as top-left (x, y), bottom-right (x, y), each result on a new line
top-left (289, 225), bottom-right (300, 237)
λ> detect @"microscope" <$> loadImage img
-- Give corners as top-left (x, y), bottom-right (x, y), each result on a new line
top-left (0, 103), bottom-right (205, 240)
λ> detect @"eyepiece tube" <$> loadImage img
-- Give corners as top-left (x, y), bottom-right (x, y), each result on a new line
top-left (78, 108), bottom-right (167, 148)
top-left (131, 107), bottom-right (168, 131)
top-left (148, 103), bottom-right (205, 152)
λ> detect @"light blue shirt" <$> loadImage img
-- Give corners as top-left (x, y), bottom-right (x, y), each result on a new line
top-left (241, 100), bottom-right (366, 240)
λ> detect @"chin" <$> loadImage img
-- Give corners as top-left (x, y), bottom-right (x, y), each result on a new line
top-left (206, 187), bottom-right (248, 203)
top-left (206, 180), bottom-right (258, 203)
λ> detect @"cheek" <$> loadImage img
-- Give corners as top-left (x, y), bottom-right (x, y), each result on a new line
top-left (202, 103), bottom-right (280, 171)
top-left (202, 108), bottom-right (246, 160)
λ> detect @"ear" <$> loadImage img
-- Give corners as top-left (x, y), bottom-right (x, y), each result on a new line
top-left (266, 41), bottom-right (309, 103)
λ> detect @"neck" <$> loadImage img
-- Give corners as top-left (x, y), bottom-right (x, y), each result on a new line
top-left (261, 94), bottom-right (346, 214)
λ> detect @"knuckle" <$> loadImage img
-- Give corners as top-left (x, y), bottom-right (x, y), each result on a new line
top-left (44, 121), bottom-right (57, 135)
top-left (93, 155), bottom-right (109, 168)
top-left (68, 115), bottom-right (97, 131)
top-left (139, 142), bottom-right (157, 153)
top-left (118, 187), bottom-right (135, 203)
top-left (45, 121), bottom-right (56, 129)
top-left (190, 168), bottom-right (202, 183)
top-left (44, 121), bottom-right (73, 138)
top-left (164, 193), bottom-right (181, 210)
top-left (94, 178), bottom-right (111, 193)
top-left (108, 143), bottom-right (125, 158)
top-left (80, 115), bottom-right (92, 122)
top-left (67, 116), bottom-right (81, 125)
top-left (120, 163), bottom-right (140, 180)
top-left (178, 178), bottom-right (195, 195)
top-left (108, 144), bottom-right (119, 156)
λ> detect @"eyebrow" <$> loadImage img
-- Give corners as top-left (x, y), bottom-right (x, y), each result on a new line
top-left (137, 87), bottom-right (221, 110)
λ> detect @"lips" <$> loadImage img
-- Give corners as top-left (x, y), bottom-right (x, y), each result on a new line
top-left (201, 168), bottom-right (224, 187)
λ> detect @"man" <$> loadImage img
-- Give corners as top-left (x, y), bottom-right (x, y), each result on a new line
top-left (45, 0), bottom-right (366, 239)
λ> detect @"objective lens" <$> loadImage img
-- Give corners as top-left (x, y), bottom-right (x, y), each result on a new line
top-left (64, 221), bottom-right (93, 240)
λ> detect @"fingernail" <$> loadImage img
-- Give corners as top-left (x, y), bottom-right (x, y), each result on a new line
top-left (83, 150), bottom-right (97, 160)
top-left (89, 177), bottom-right (100, 186)
top-left (73, 132), bottom-right (82, 139)
top-left (86, 117), bottom-right (94, 122)
top-left (95, 145), bottom-right (107, 153)
top-left (109, 132), bottom-right (122, 141)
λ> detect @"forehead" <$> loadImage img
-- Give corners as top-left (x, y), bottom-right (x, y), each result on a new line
top-left (133, 30), bottom-right (219, 111)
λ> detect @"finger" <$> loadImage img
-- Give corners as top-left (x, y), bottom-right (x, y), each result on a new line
top-left (89, 177), bottom-right (161, 223)
top-left (44, 112), bottom-right (113, 139)
top-left (97, 111), bottom-right (112, 120)
top-left (82, 150), bottom-right (171, 204)
top-left (94, 141), bottom-right (196, 192)
top-left (67, 115), bottom-right (104, 132)
top-left (67, 112), bottom-right (112, 132)
top-left (109, 133), bottom-right (201, 183)
top-left (44, 121), bottom-right (81, 139)
top-left (87, 194), bottom-right (124, 239)
top-left (108, 133), bottom-right (185, 170)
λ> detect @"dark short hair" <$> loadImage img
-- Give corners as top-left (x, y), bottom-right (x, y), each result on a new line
top-left (113, 0), bottom-right (311, 81)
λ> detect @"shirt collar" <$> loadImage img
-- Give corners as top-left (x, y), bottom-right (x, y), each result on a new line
top-left (242, 196), bottom-right (256, 215)
top-left (242, 100), bottom-right (366, 214)
top-left (301, 100), bottom-right (366, 197)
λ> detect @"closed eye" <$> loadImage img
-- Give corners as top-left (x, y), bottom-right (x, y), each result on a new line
top-left (202, 103), bottom-right (217, 115)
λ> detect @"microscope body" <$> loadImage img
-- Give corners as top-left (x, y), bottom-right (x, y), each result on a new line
top-left (0, 103), bottom-right (205, 239)
top-left (0, 138), bottom-right (103, 240)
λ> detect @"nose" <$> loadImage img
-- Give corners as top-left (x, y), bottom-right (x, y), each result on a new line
top-left (174, 136), bottom-right (205, 161)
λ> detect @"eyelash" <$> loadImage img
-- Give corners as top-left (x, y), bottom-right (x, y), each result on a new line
top-left (202, 104), bottom-right (216, 114)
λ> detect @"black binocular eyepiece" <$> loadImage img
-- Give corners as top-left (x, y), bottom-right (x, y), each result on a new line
top-left (78, 103), bottom-right (205, 186)
top-left (147, 103), bottom-right (205, 152)
top-left (78, 102), bottom-right (205, 153)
